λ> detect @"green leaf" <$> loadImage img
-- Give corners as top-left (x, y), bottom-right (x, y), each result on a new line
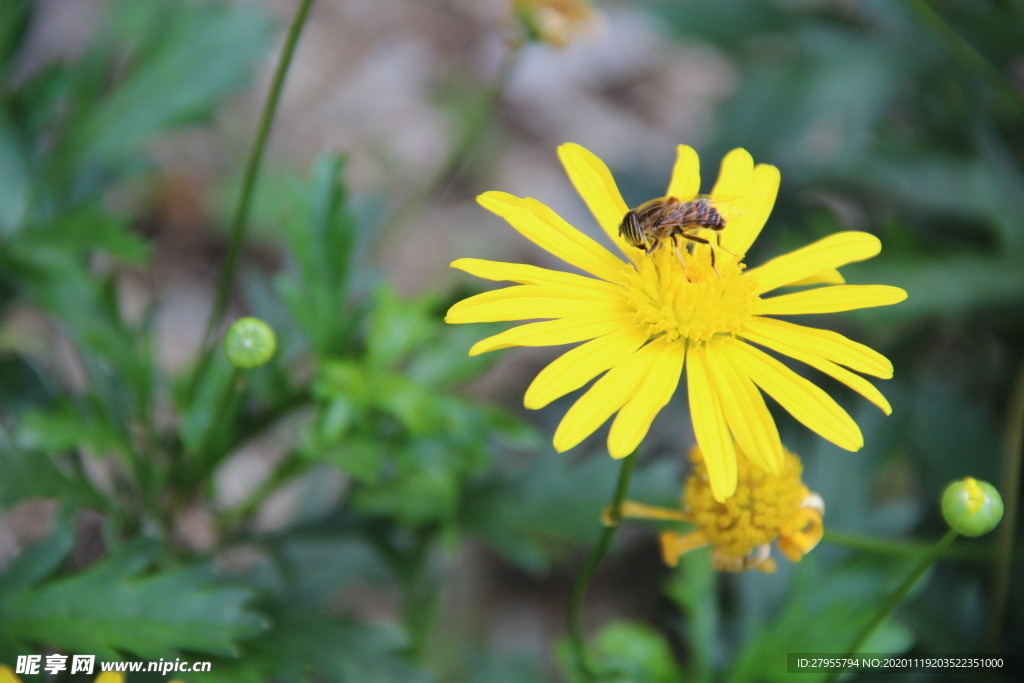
top-left (64, 0), bottom-right (272, 168)
top-left (0, 528), bottom-right (73, 595)
top-left (0, 108), bottom-right (30, 233)
top-left (15, 205), bottom-right (149, 264)
top-left (276, 155), bottom-right (360, 356)
top-left (215, 608), bottom-right (431, 683)
top-left (0, 0), bottom-right (30, 70)
top-left (351, 458), bottom-right (460, 529)
top-left (0, 356), bottom-right (52, 417)
top-left (586, 620), bottom-right (684, 683)
top-left (0, 539), bottom-right (265, 660)
top-left (0, 430), bottom-right (103, 510)
top-left (16, 402), bottom-right (132, 461)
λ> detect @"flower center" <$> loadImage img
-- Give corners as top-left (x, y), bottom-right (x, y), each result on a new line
top-left (622, 237), bottom-right (758, 345)
top-left (684, 449), bottom-right (810, 561)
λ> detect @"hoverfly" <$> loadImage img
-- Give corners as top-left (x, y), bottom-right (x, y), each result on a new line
top-left (618, 196), bottom-right (736, 273)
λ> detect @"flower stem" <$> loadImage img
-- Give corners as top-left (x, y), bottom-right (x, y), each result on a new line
top-left (987, 361), bottom-right (1024, 650)
top-left (826, 529), bottom-right (959, 683)
top-left (823, 529), bottom-right (985, 561)
top-left (567, 453), bottom-right (637, 682)
top-left (190, 0), bottom-right (316, 397)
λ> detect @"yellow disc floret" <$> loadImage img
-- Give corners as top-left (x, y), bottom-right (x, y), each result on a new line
top-left (624, 239), bottom-right (758, 346)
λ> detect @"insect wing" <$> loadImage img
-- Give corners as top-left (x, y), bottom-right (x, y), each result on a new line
top-left (684, 194), bottom-right (746, 224)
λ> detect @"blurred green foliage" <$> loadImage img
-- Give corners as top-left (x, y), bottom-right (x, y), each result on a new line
top-left (0, 0), bottom-right (1020, 681)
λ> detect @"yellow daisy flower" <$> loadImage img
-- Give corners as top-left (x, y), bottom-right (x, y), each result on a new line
top-left (446, 143), bottom-right (906, 501)
top-left (618, 446), bottom-right (824, 574)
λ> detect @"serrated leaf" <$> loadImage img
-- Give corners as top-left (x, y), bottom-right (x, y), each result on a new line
top-left (233, 608), bottom-right (432, 683)
top-left (276, 155), bottom-right (360, 357)
top-left (0, 540), bottom-right (265, 660)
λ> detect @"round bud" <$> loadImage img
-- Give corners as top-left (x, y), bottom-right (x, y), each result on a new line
top-left (224, 317), bottom-right (277, 369)
top-left (941, 477), bottom-right (1003, 537)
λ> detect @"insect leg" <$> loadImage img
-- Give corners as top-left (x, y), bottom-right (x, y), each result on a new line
top-left (679, 232), bottom-right (721, 277)
top-left (713, 231), bottom-right (739, 258)
top-left (669, 234), bottom-right (688, 275)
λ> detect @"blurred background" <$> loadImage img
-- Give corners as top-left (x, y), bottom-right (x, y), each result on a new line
top-left (0, 0), bottom-right (1022, 681)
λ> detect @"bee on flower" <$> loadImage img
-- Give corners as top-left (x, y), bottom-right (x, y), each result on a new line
top-left (445, 143), bottom-right (907, 502)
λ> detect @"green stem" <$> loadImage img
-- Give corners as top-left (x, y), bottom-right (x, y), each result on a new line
top-left (826, 529), bottom-right (959, 683)
top-left (987, 361), bottom-right (1024, 650)
top-left (568, 453), bottom-right (637, 682)
top-left (190, 0), bottom-right (316, 397)
top-left (369, 45), bottom-right (521, 255)
top-left (823, 529), bottom-right (989, 562)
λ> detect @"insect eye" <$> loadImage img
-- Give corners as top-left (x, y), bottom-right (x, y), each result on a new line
top-left (619, 212), bottom-right (642, 246)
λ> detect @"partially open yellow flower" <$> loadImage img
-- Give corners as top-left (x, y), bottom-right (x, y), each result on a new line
top-left (446, 143), bottom-right (906, 501)
top-left (619, 447), bottom-right (824, 573)
top-left (513, 0), bottom-right (598, 47)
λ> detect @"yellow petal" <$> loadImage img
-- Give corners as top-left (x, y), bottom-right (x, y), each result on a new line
top-left (556, 143), bottom-right (631, 250)
top-left (711, 148), bottom-right (754, 199)
top-left (553, 341), bottom-right (659, 452)
top-left (445, 284), bottom-right (628, 324)
top-left (660, 530), bottom-right (711, 567)
top-left (742, 328), bottom-right (892, 415)
top-left (723, 162), bottom-right (780, 257)
top-left (477, 191), bottom-right (626, 282)
top-left (451, 258), bottom-right (620, 293)
top-left (724, 339), bottom-right (864, 451)
top-left (789, 268), bottom-right (845, 286)
top-left (704, 342), bottom-right (784, 475)
top-left (469, 314), bottom-right (635, 355)
top-left (525, 326), bottom-right (649, 409)
top-left (617, 500), bottom-right (690, 522)
top-left (742, 317), bottom-right (894, 378)
top-left (756, 285), bottom-right (908, 316)
top-left (0, 665), bottom-right (20, 683)
top-left (95, 675), bottom-right (125, 683)
top-left (686, 345), bottom-right (738, 501)
top-left (747, 232), bottom-right (881, 295)
top-left (666, 144), bottom-right (700, 200)
top-left (607, 338), bottom-right (685, 457)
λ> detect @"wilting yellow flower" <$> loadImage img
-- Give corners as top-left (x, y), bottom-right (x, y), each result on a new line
top-left (619, 447), bottom-right (824, 573)
top-left (513, 0), bottom-right (598, 47)
top-left (446, 143), bottom-right (906, 501)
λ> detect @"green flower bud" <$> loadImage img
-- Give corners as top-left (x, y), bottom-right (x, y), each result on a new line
top-left (941, 477), bottom-right (1003, 537)
top-left (224, 317), bottom-right (277, 369)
